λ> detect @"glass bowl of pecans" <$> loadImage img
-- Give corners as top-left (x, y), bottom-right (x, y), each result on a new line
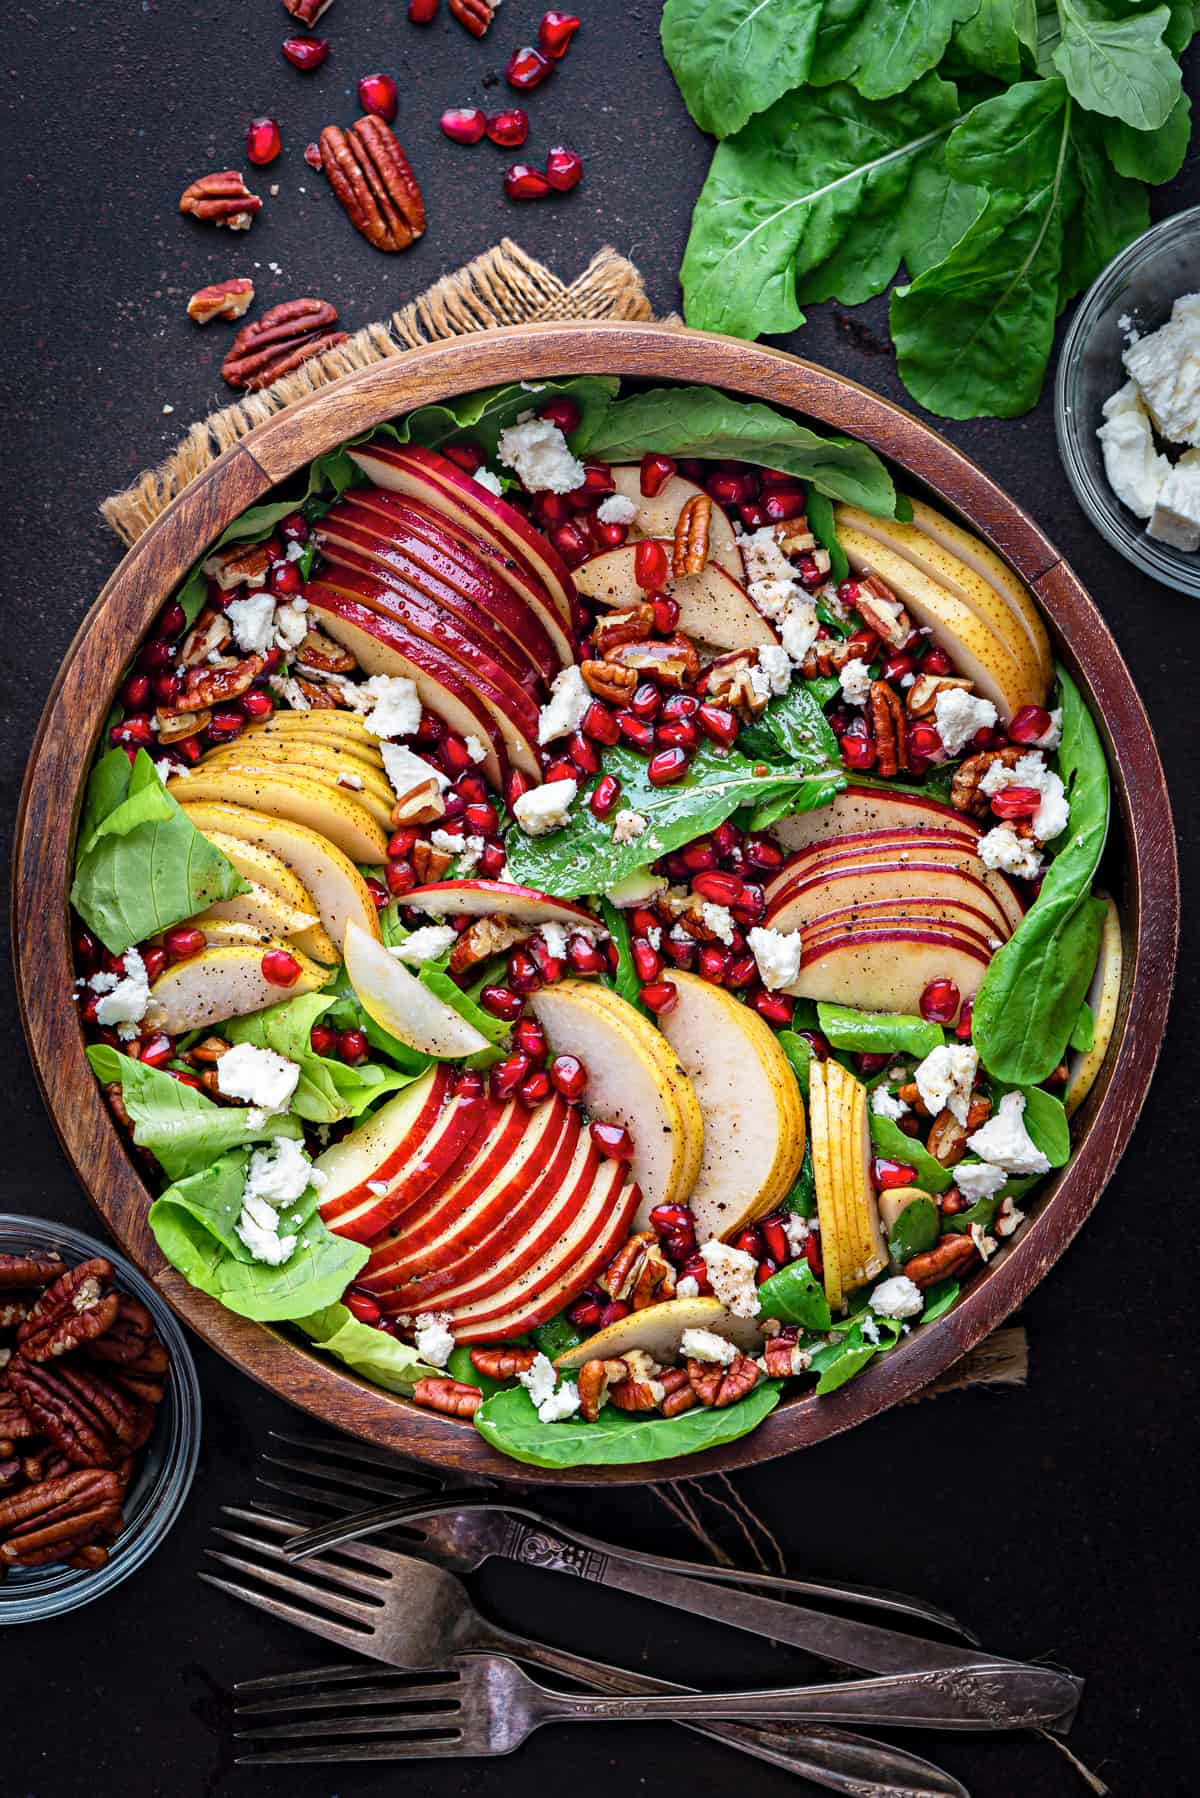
top-left (0, 1215), bottom-right (201, 1623)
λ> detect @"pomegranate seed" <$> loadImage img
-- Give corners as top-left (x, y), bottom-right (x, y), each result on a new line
top-left (881, 653), bottom-right (916, 683)
top-left (640, 453), bottom-right (676, 498)
top-left (441, 106), bottom-right (488, 145)
top-left (539, 9), bottom-right (581, 56)
top-left (479, 841), bottom-right (507, 879)
top-left (549, 519), bottom-right (589, 564)
top-left (486, 107), bottom-right (530, 146)
top-left (464, 800), bottom-right (499, 835)
top-left (173, 734), bottom-right (203, 766)
top-left (837, 579), bottom-right (861, 605)
top-left (167, 1069), bottom-right (205, 1092)
top-left (568, 732), bottom-right (600, 777)
top-left (163, 925), bottom-right (206, 961)
top-left (504, 162), bottom-right (552, 200)
top-left (543, 756), bottom-right (577, 785)
top-left (505, 768), bottom-right (533, 810)
top-left (518, 1068), bottom-right (552, 1108)
top-left (630, 681), bottom-right (662, 721)
top-left (630, 907), bottom-right (661, 936)
top-left (697, 703), bottom-right (738, 749)
top-left (246, 117), bottom-right (281, 166)
top-left (480, 984), bottom-right (525, 1023)
top-left (110, 715), bottom-right (153, 749)
top-left (598, 1300), bottom-right (630, 1327)
top-left (567, 935), bottom-right (607, 975)
top-left (655, 717), bottom-right (697, 752)
top-left (545, 146), bottom-right (583, 192)
top-left (731, 1225), bottom-right (764, 1260)
top-left (408, 0), bottom-right (438, 17)
top-left (138, 640), bottom-right (174, 674)
top-left (490, 1051), bottom-right (532, 1100)
top-left (631, 939), bottom-right (662, 982)
top-left (1009, 704), bottom-right (1054, 745)
top-left (639, 979), bottom-right (678, 1015)
top-left (591, 1119), bottom-right (635, 1160)
top-left (760, 1214), bottom-right (790, 1265)
top-left (263, 949), bottom-right (302, 987)
top-left (649, 1202), bottom-right (694, 1236)
top-left (920, 978), bottom-right (961, 1024)
top-left (732, 884), bottom-right (766, 926)
top-left (795, 1028), bottom-right (830, 1061)
top-left (662, 693), bottom-right (700, 722)
top-left (845, 631), bottom-right (879, 664)
top-left (956, 996), bottom-right (975, 1042)
top-left (742, 836), bottom-right (784, 872)
top-left (594, 519), bottom-right (629, 550)
top-left (282, 35), bottom-right (330, 70)
top-left (334, 1028), bottom-right (366, 1067)
top-left (923, 645), bottom-right (954, 675)
top-left (698, 945), bottom-right (729, 984)
top-left (358, 72), bottom-right (398, 121)
top-left (763, 488), bottom-right (807, 521)
top-left (506, 947), bottom-right (542, 993)
top-left (680, 840), bottom-right (717, 873)
top-left (365, 877), bottom-right (389, 911)
top-left (444, 441), bottom-right (485, 473)
top-left (157, 598), bottom-right (188, 640)
top-left (840, 733), bottom-right (877, 770)
top-left (207, 710), bottom-right (245, 742)
top-left (634, 539), bottom-right (670, 591)
top-left (856, 1052), bottom-right (890, 1077)
top-left (567, 1293), bottom-right (605, 1329)
top-left (991, 785), bottom-right (1042, 820)
top-left (512, 1018), bottom-right (547, 1060)
top-left (908, 721), bottom-right (943, 761)
top-left (648, 747), bottom-right (690, 786)
top-left (304, 142), bottom-right (323, 170)
top-left (386, 859), bottom-right (417, 897)
top-left (345, 1289), bottom-right (382, 1326)
top-left (73, 924), bottom-right (101, 971)
top-left (270, 560), bottom-right (302, 597)
top-left (677, 1253), bottom-right (712, 1295)
top-left (707, 470), bottom-right (749, 507)
top-left (759, 468), bottom-right (800, 489)
top-left (664, 935), bottom-right (697, 970)
top-left (310, 1023), bottom-right (337, 1057)
top-left (753, 989), bottom-right (794, 1028)
top-left (756, 1259), bottom-right (780, 1286)
top-left (549, 1053), bottom-right (587, 1102)
top-left (692, 870), bottom-right (743, 906)
top-left (438, 734), bottom-right (473, 777)
top-left (121, 673), bottom-right (153, 713)
top-left (387, 827), bottom-right (420, 860)
top-left (580, 461), bottom-right (614, 494)
top-left (506, 45), bottom-right (554, 89)
top-left (530, 937), bottom-right (565, 984)
top-left (583, 710), bottom-right (620, 761)
top-left (804, 1234), bottom-right (824, 1278)
top-left (241, 689), bottom-right (274, 720)
top-left (726, 952), bottom-right (756, 987)
top-left (873, 1158), bottom-right (919, 1190)
top-left (616, 712), bottom-right (654, 752)
top-left (590, 773), bottom-right (621, 819)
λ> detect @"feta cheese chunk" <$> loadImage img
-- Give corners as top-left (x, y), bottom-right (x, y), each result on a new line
top-left (518, 1352), bottom-right (558, 1409)
top-left (966, 1091), bottom-right (1050, 1175)
top-left (604, 870), bottom-right (668, 908)
top-left (464, 735), bottom-right (488, 764)
top-left (754, 643), bottom-right (792, 697)
top-left (747, 925), bottom-right (803, 992)
top-left (779, 597), bottom-right (819, 665)
top-left (597, 494), bottom-right (638, 524)
top-left (226, 591), bottom-right (277, 655)
top-left (871, 1084), bottom-right (910, 1123)
top-left (275, 600), bottom-right (309, 652)
top-left (978, 751), bottom-right (1068, 844)
top-left (413, 1313), bottom-right (455, 1368)
top-left (537, 664), bottom-right (591, 745)
top-left (954, 1159), bottom-right (1009, 1203)
top-left (93, 947), bottom-right (150, 1029)
top-left (244, 1136), bottom-right (318, 1205)
top-left (611, 808), bottom-right (648, 845)
top-left (216, 1041), bottom-right (301, 1114)
top-left (356, 674), bottom-right (423, 741)
top-left (391, 924), bottom-right (458, 965)
top-left (934, 687), bottom-right (998, 755)
top-left (839, 657), bottom-right (873, 707)
top-left (516, 1351), bottom-right (581, 1421)
top-left (740, 525), bottom-right (795, 588)
top-left (473, 468), bottom-right (504, 497)
top-left (675, 1275), bottom-right (701, 1299)
top-left (913, 1043), bottom-right (978, 1126)
top-left (978, 824), bottom-right (1044, 881)
top-left (699, 902), bottom-right (736, 945)
top-left (513, 777), bottom-right (577, 837)
top-left (381, 741), bottom-right (449, 800)
top-left (699, 1239), bottom-right (761, 1318)
top-left (430, 829), bottom-right (485, 874)
top-left (535, 1380), bottom-right (581, 1424)
top-left (1148, 448), bottom-right (1200, 550)
top-left (869, 1275), bottom-right (923, 1320)
top-left (1123, 296), bottom-right (1200, 446)
top-left (498, 416), bottom-right (586, 495)
top-left (679, 1327), bottom-right (737, 1365)
top-left (1097, 381), bottom-right (1170, 519)
top-left (235, 1197), bottom-right (297, 1266)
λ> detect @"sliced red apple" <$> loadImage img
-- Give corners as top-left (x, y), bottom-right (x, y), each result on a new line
top-left (344, 920), bottom-right (491, 1059)
top-left (350, 443), bottom-right (576, 628)
top-left (785, 927), bottom-right (991, 1015)
top-left (770, 785), bottom-right (982, 855)
top-left (800, 902), bottom-right (1000, 957)
top-left (574, 542), bottom-right (778, 653)
top-left (302, 587), bottom-right (505, 785)
top-left (767, 848), bottom-right (1024, 937)
top-left (399, 880), bottom-right (600, 929)
top-left (767, 864), bottom-right (1013, 941)
top-left (607, 466), bottom-right (743, 579)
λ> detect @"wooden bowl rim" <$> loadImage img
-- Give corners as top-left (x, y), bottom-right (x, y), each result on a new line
top-left (14, 320), bottom-right (1180, 1485)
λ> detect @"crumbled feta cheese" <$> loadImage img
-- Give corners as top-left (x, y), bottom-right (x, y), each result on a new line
top-left (611, 808), bottom-right (648, 845)
top-left (535, 920), bottom-right (568, 961)
top-left (646, 925), bottom-right (662, 951)
top-left (430, 829), bottom-right (486, 874)
top-left (94, 948), bottom-right (150, 1028)
top-left (934, 687), bottom-right (998, 755)
top-left (699, 902), bottom-right (736, 945)
top-left (235, 1198), bottom-right (297, 1266)
top-left (413, 1313), bottom-right (455, 1368)
top-left (537, 664), bottom-right (591, 745)
top-left (275, 600), bottom-right (309, 652)
top-left (699, 1240), bottom-right (761, 1318)
top-left (979, 751), bottom-right (1068, 843)
top-left (597, 494), bottom-right (637, 524)
top-left (675, 1275), bottom-right (700, 1299)
top-left (966, 1091), bottom-right (1050, 1175)
top-left (1123, 294), bottom-right (1200, 446)
top-left (782, 1213), bottom-right (810, 1257)
top-left (355, 675), bottom-right (423, 741)
top-left (871, 1084), bottom-right (910, 1122)
top-left (870, 1274), bottom-right (923, 1319)
top-left (154, 758), bottom-right (187, 786)
top-left (88, 970), bottom-right (120, 995)
top-left (839, 657), bottom-right (873, 707)
top-left (498, 417), bottom-right (586, 494)
top-left (755, 644), bottom-right (792, 697)
top-left (978, 824), bottom-right (1044, 880)
top-left (217, 1041), bottom-right (301, 1114)
top-left (779, 598), bottom-right (819, 665)
top-left (535, 1380), bottom-right (581, 1424)
top-left (1097, 381), bottom-right (1171, 519)
top-left (748, 576), bottom-right (798, 620)
top-left (518, 1352), bottom-right (559, 1409)
top-left (1149, 448), bottom-right (1200, 550)
top-left (226, 591), bottom-right (277, 655)
top-left (464, 735), bottom-right (488, 764)
top-left (381, 741), bottom-right (449, 801)
top-left (913, 1043), bottom-right (978, 1127)
top-left (680, 1328), bottom-right (737, 1365)
top-left (1035, 708), bottom-right (1062, 751)
top-left (747, 925), bottom-right (803, 992)
top-left (473, 468), bottom-right (504, 497)
top-left (513, 778), bottom-right (577, 837)
top-left (740, 526), bottom-right (795, 588)
top-left (244, 1136), bottom-right (317, 1205)
top-left (604, 870), bottom-right (668, 908)
top-left (391, 924), bottom-right (458, 965)
top-left (338, 772), bottom-right (364, 791)
top-left (954, 1160), bottom-right (1009, 1203)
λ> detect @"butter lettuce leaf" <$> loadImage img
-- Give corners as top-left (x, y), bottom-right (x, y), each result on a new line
top-left (224, 993), bottom-right (417, 1124)
top-left (87, 1044), bottom-right (302, 1180)
top-left (297, 1302), bottom-right (437, 1390)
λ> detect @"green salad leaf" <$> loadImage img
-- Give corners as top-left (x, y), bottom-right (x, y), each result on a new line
top-left (386, 375), bottom-right (620, 462)
top-left (87, 1045), bottom-right (302, 1180)
top-left (297, 1302), bottom-right (437, 1390)
top-left (810, 0), bottom-right (982, 98)
top-left (778, 1029), bottom-right (816, 1100)
top-left (784, 1142), bottom-right (818, 1217)
top-left (323, 966), bottom-right (433, 1077)
top-left (72, 750), bottom-right (248, 955)
top-left (806, 491), bottom-right (850, 584)
top-left (1012, 1083), bottom-right (1072, 1166)
top-left (661, 0), bottom-right (824, 138)
top-left (887, 1194), bottom-right (940, 1262)
top-left (1051, 0), bottom-right (1181, 130)
top-left (1103, 91), bottom-right (1191, 180)
top-left (1069, 999), bottom-right (1095, 1054)
top-left (919, 1277), bottom-right (962, 1323)
top-left (475, 1379), bottom-right (781, 1469)
top-left (756, 1258), bottom-right (832, 1329)
top-left (868, 1112), bottom-right (953, 1192)
top-left (599, 897), bottom-right (643, 1009)
top-left (224, 993), bottom-right (417, 1124)
top-left (817, 1002), bottom-right (944, 1059)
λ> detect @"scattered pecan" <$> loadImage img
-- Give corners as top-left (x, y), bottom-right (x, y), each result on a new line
top-left (449, 916), bottom-right (529, 977)
top-left (179, 169), bottom-right (263, 231)
top-left (176, 651), bottom-right (267, 712)
top-left (673, 494), bottom-right (711, 578)
top-left (704, 650), bottom-right (769, 720)
top-left (0, 1251), bottom-right (65, 1291)
top-left (760, 1334), bottom-right (813, 1378)
top-left (951, 746), bottom-right (1024, 817)
top-left (605, 635), bottom-right (700, 691)
top-left (897, 1081), bottom-right (928, 1117)
top-left (9, 1358), bottom-right (144, 1467)
top-left (296, 627), bottom-right (356, 675)
top-left (111, 1370), bottom-right (167, 1409)
top-left (293, 677), bottom-right (345, 710)
top-left (68, 1543), bottom-right (111, 1572)
top-left (187, 278), bottom-right (255, 324)
top-left (412, 841), bottom-right (455, 884)
top-left (0, 1456), bottom-right (20, 1489)
top-left (319, 117), bottom-right (426, 253)
top-left (411, 1376), bottom-right (482, 1418)
top-left (0, 1467), bottom-right (124, 1569)
top-left (391, 779), bottom-right (447, 827)
top-left (283, 0), bottom-right (335, 22)
top-left (607, 1375), bottom-right (665, 1413)
top-left (658, 1366), bottom-right (698, 1417)
top-left (906, 673), bottom-right (972, 719)
top-left (926, 1108), bottom-right (969, 1168)
top-left (869, 680), bottom-right (907, 778)
top-left (448, 0), bottom-right (495, 34)
top-left (592, 604), bottom-right (655, 656)
top-left (0, 1385), bottom-right (36, 1440)
top-left (777, 518), bottom-right (816, 556)
top-left (576, 1358), bottom-right (628, 1423)
top-left (155, 706), bottom-right (213, 745)
top-left (852, 574), bottom-right (910, 647)
top-left (182, 1035), bottom-right (232, 1067)
top-left (178, 607), bottom-right (232, 669)
top-left (598, 1232), bottom-right (674, 1310)
top-left (17, 1260), bottom-right (119, 1363)
top-left (222, 298), bottom-right (347, 392)
top-left (85, 1297), bottom-right (168, 1376)
top-left (580, 659), bottom-right (637, 704)
top-left (905, 1233), bottom-right (980, 1289)
top-left (687, 1353), bottom-right (760, 1409)
top-left (798, 637), bottom-right (855, 680)
top-left (204, 541), bottom-right (271, 592)
top-left (469, 1347), bottom-right (537, 1381)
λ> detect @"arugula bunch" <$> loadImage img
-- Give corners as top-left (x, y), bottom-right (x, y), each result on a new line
top-left (664, 0), bottom-right (1197, 417)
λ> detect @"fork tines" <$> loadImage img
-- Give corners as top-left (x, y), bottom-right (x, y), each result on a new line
top-left (234, 1666), bottom-right (467, 1764)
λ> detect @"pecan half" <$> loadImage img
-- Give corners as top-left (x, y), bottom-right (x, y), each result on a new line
top-left (468, 1347), bottom-right (537, 1380)
top-left (0, 1384), bottom-right (36, 1441)
top-left (411, 1377), bottom-right (482, 1418)
top-left (85, 1297), bottom-right (168, 1376)
top-left (673, 494), bottom-right (711, 578)
top-left (17, 1260), bottom-right (119, 1362)
top-left (222, 298), bottom-right (347, 392)
top-left (905, 1233), bottom-right (980, 1289)
top-left (412, 841), bottom-right (454, 884)
top-left (687, 1353), bottom-right (760, 1408)
top-left (798, 637), bottom-right (855, 680)
top-left (760, 1333), bottom-right (812, 1379)
top-left (179, 170), bottom-right (263, 231)
top-left (320, 118), bottom-right (426, 252)
top-left (605, 635), bottom-right (700, 691)
top-left (852, 574), bottom-right (910, 648)
top-left (869, 680), bottom-right (907, 778)
top-left (925, 1108), bottom-right (969, 1168)
top-left (0, 1468), bottom-right (124, 1568)
top-left (592, 604), bottom-right (655, 656)
top-left (292, 677), bottom-right (345, 710)
top-left (448, 0), bottom-right (495, 33)
top-left (296, 627), bottom-right (356, 675)
top-left (598, 1233), bottom-right (674, 1309)
top-left (581, 659), bottom-right (637, 704)
top-left (156, 708), bottom-right (212, 745)
top-left (951, 746), bottom-right (1024, 817)
top-left (777, 518), bottom-right (817, 556)
top-left (704, 651), bottom-right (768, 720)
top-left (906, 673), bottom-right (972, 719)
top-left (576, 1358), bottom-right (629, 1423)
top-left (204, 541), bottom-right (271, 592)
top-left (178, 607), bottom-right (232, 669)
top-left (608, 1375), bottom-right (665, 1413)
top-left (658, 1366), bottom-right (698, 1417)
top-left (8, 1358), bottom-right (143, 1466)
top-left (391, 779), bottom-right (447, 827)
top-left (0, 1250), bottom-right (65, 1291)
top-left (284, 0), bottom-right (335, 21)
top-left (448, 916), bottom-right (529, 977)
top-left (187, 278), bottom-right (255, 324)
top-left (176, 652), bottom-right (266, 712)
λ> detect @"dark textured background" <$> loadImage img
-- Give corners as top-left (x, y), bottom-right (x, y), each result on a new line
top-left (3, 4), bottom-right (1197, 1793)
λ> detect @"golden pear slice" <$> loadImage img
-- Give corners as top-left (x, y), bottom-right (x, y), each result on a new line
top-left (171, 768), bottom-right (389, 863)
top-left (197, 827), bottom-right (339, 964)
top-left (808, 1062), bottom-right (843, 1312)
top-left (195, 750), bottom-right (395, 829)
top-left (830, 1067), bottom-right (887, 1292)
top-left (150, 941), bottom-right (329, 1032)
top-left (240, 721), bottom-right (388, 777)
top-left (554, 1294), bottom-right (763, 1371)
top-left (200, 878), bottom-right (317, 941)
top-left (344, 920), bottom-right (490, 1059)
top-left (906, 498), bottom-right (1054, 689)
top-left (1067, 892), bottom-right (1123, 1117)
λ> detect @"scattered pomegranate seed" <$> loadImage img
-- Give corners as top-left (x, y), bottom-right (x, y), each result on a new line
top-left (567, 1292), bottom-right (605, 1329)
top-left (365, 878), bottom-right (389, 910)
top-left (490, 1051), bottom-right (532, 1101)
top-left (873, 1158), bottom-right (919, 1191)
top-left (338, 1028), bottom-right (369, 1066)
top-left (539, 395), bottom-right (581, 435)
top-left (345, 1289), bottom-right (382, 1326)
top-left (591, 1119), bottom-right (635, 1159)
top-left (507, 947), bottom-right (543, 993)
top-left (282, 35), bottom-right (330, 70)
top-left (269, 560), bottom-right (302, 597)
top-left (677, 1252), bottom-right (712, 1295)
top-left (589, 774), bottom-right (621, 819)
top-left (956, 996), bottom-right (975, 1042)
top-left (310, 1023), bottom-right (337, 1057)
top-left (464, 799), bottom-right (499, 835)
top-left (593, 519), bottom-right (629, 550)
top-left (441, 106), bottom-right (488, 145)
top-left (505, 768), bottom-right (533, 810)
top-left (742, 835), bottom-right (784, 872)
top-left (922, 645), bottom-right (954, 675)
top-left (634, 538), bottom-right (670, 591)
top-left (648, 595), bottom-right (678, 635)
top-left (726, 952), bottom-right (756, 987)
top-left (630, 908), bottom-right (660, 936)
top-left (545, 146), bottom-right (583, 192)
top-left (549, 1053), bottom-right (587, 1102)
top-left (794, 1028), bottom-right (829, 1061)
top-left (386, 859), bottom-right (417, 897)
top-left (357, 72), bottom-right (398, 120)
top-left (598, 1300), bottom-right (631, 1327)
top-left (158, 599), bottom-right (188, 640)
top-left (991, 785), bottom-right (1042, 819)
top-left (639, 979), bottom-right (678, 1015)
top-left (137, 1034), bottom-right (174, 1070)
top-left (756, 1258), bottom-right (780, 1285)
top-left (504, 162), bottom-right (552, 200)
top-left (753, 989), bottom-right (794, 1028)
top-left (506, 44), bottom-right (554, 88)
top-left (733, 883), bottom-right (766, 925)
top-left (479, 841), bottom-right (506, 879)
top-left (616, 712), bottom-right (654, 752)
top-left (696, 703), bottom-right (738, 749)
top-left (760, 1213), bottom-right (790, 1265)
top-left (908, 721), bottom-right (943, 761)
top-left (444, 441), bottom-right (485, 473)
top-left (530, 937), bottom-right (565, 985)
top-left (698, 945), bottom-right (729, 984)
top-left (207, 710), bottom-right (245, 743)
top-left (663, 935), bottom-right (697, 970)
top-left (408, 0), bottom-right (439, 16)
top-left (543, 755), bottom-right (578, 785)
top-left (737, 500), bottom-right (767, 530)
top-left (121, 674), bottom-right (151, 711)
top-left (692, 870), bottom-right (743, 906)
top-left (1009, 704), bottom-right (1054, 745)
top-left (138, 640), bottom-right (173, 674)
top-left (650, 1202), bottom-right (694, 1236)
top-left (110, 716), bottom-right (153, 750)
top-left (163, 925), bottom-right (207, 961)
top-left (630, 680), bottom-right (662, 721)
top-left (639, 453), bottom-right (676, 498)
top-left (581, 705), bottom-right (619, 749)
top-left (549, 519), bottom-right (589, 564)
top-left (246, 116), bottom-right (282, 166)
top-left (706, 470), bottom-right (749, 507)
top-left (538, 10), bottom-right (581, 56)
top-left (731, 1224), bottom-right (764, 1260)
top-left (480, 984), bottom-right (524, 1022)
top-left (881, 653), bottom-right (916, 684)
top-left (485, 107), bottom-right (530, 146)
top-left (518, 1068), bottom-right (552, 1108)
top-left (167, 1069), bottom-right (205, 1092)
top-left (241, 689), bottom-right (274, 720)
top-left (655, 717), bottom-right (697, 753)
top-left (680, 841), bottom-right (717, 874)
top-left (920, 978), bottom-right (961, 1024)
top-left (763, 488), bottom-right (807, 521)
top-left (512, 1017), bottom-right (547, 1060)
top-left (840, 733), bottom-right (878, 770)
top-left (631, 938), bottom-right (662, 983)
top-left (566, 935), bottom-right (606, 976)
top-left (262, 948), bottom-right (302, 987)
top-left (304, 142), bottom-right (323, 170)
top-left (568, 732), bottom-right (600, 776)
top-left (647, 747), bottom-right (690, 786)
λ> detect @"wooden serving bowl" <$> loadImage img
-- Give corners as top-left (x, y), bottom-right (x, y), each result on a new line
top-left (14, 322), bottom-right (1179, 1484)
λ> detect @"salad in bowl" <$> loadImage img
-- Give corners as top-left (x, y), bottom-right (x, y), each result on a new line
top-left (68, 376), bottom-right (1119, 1470)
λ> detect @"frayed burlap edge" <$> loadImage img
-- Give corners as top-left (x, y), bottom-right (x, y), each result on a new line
top-left (100, 239), bottom-right (656, 547)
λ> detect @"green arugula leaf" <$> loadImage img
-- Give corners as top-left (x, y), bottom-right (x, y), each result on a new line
top-left (756, 1259), bottom-right (832, 1329)
top-left (224, 993), bottom-right (417, 1124)
top-left (887, 1194), bottom-right (940, 1262)
top-left (474, 1379), bottom-right (781, 1469)
top-left (811, 0), bottom-right (983, 97)
top-left (532, 1314), bottom-right (587, 1362)
top-left (661, 0), bottom-right (823, 138)
top-left (869, 1113), bottom-right (954, 1192)
top-left (297, 1303), bottom-right (437, 1390)
top-left (1053, 0), bottom-right (1180, 129)
top-left (577, 385), bottom-right (898, 516)
top-left (87, 1044), bottom-right (302, 1180)
top-left (817, 1002), bottom-right (944, 1058)
top-left (79, 748), bottom-right (137, 851)
top-left (71, 751), bottom-right (248, 955)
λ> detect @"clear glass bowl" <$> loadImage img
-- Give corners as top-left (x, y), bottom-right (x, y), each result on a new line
top-left (1056, 206), bottom-right (1200, 596)
top-left (0, 1216), bottom-right (201, 1623)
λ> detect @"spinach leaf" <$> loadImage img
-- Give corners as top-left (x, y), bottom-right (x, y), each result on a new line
top-left (1103, 91), bottom-right (1191, 182)
top-left (806, 491), bottom-right (850, 584)
top-left (756, 1259), bottom-right (832, 1329)
top-left (807, 1310), bottom-right (904, 1392)
top-left (815, 1343), bottom-right (878, 1393)
top-left (887, 1195), bottom-right (940, 1262)
top-left (919, 1277), bottom-right (961, 1322)
top-left (1052, 0), bottom-right (1180, 130)
top-left (1013, 1083), bottom-right (1071, 1166)
top-left (447, 1345), bottom-right (512, 1399)
top-left (869, 1113), bottom-right (953, 1192)
top-left (225, 993), bottom-right (417, 1124)
top-left (784, 1143), bottom-right (818, 1217)
top-left (755, 683), bottom-right (844, 767)
top-left (297, 1302), bottom-right (437, 1390)
top-left (391, 375), bottom-right (619, 462)
top-left (71, 750), bottom-right (248, 955)
top-left (576, 385), bottom-right (898, 516)
top-left (778, 1029), bottom-right (815, 1098)
top-left (533, 1314), bottom-right (587, 1362)
top-left (599, 898), bottom-right (643, 1009)
top-left (817, 1002), bottom-right (944, 1059)
top-left (661, 0), bottom-right (824, 138)
top-left (973, 668), bottom-right (1109, 1082)
top-left (475, 1379), bottom-right (781, 1469)
top-left (951, 0), bottom-right (1030, 80)
top-left (88, 1044), bottom-right (302, 1180)
top-left (811, 0), bottom-right (982, 98)
top-left (1069, 999), bottom-right (1095, 1054)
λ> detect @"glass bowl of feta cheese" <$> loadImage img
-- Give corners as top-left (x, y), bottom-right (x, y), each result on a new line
top-left (1056, 206), bottom-right (1200, 595)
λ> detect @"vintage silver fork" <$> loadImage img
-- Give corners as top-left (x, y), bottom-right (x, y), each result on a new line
top-left (206, 1505), bottom-right (973, 1794)
top-left (259, 1429), bottom-right (977, 1636)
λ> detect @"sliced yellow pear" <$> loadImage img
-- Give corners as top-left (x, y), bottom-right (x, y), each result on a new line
top-left (837, 504), bottom-right (1047, 701)
top-left (198, 826), bottom-right (339, 965)
top-left (150, 942), bottom-right (329, 1033)
top-left (194, 750), bottom-right (396, 830)
top-left (829, 1065), bottom-right (888, 1292)
top-left (808, 1062), bottom-right (843, 1312)
top-left (554, 1294), bottom-right (763, 1371)
top-left (181, 801), bottom-right (381, 955)
top-left (573, 542), bottom-right (778, 653)
top-left (171, 768), bottom-right (389, 863)
top-left (836, 524), bottom-right (1031, 719)
top-left (653, 971), bottom-right (805, 1243)
top-left (607, 466), bottom-right (744, 578)
top-left (343, 919), bottom-right (489, 1059)
top-left (1067, 892), bottom-right (1123, 1117)
top-left (906, 497), bottom-right (1054, 688)
top-left (200, 877), bottom-right (318, 941)
top-left (529, 981), bottom-right (703, 1216)
top-left (239, 722), bottom-right (388, 779)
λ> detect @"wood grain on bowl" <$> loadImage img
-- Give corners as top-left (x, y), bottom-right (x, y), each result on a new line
top-left (12, 322), bottom-right (1180, 1483)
